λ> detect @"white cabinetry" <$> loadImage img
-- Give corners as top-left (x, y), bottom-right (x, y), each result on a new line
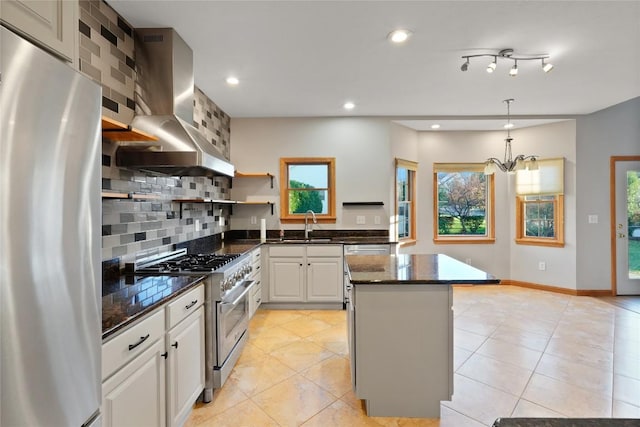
top-left (268, 245), bottom-right (343, 304)
top-left (248, 247), bottom-right (263, 317)
top-left (307, 245), bottom-right (343, 301)
top-left (102, 310), bottom-right (166, 427)
top-left (1, 0), bottom-right (77, 62)
top-left (102, 283), bottom-right (205, 427)
top-left (166, 286), bottom-right (205, 427)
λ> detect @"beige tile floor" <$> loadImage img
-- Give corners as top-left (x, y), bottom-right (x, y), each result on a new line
top-left (185, 285), bottom-right (640, 427)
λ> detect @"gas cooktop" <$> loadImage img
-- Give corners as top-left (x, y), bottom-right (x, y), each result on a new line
top-left (129, 249), bottom-right (242, 274)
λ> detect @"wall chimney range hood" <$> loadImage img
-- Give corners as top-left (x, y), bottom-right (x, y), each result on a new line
top-left (116, 28), bottom-right (234, 178)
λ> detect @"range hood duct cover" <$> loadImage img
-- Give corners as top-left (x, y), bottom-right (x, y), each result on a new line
top-left (116, 28), bottom-right (234, 178)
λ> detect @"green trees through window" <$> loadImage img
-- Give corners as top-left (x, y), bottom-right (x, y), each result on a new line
top-left (288, 180), bottom-right (323, 214)
top-left (433, 163), bottom-right (495, 244)
top-left (437, 171), bottom-right (487, 235)
top-left (280, 158), bottom-right (336, 222)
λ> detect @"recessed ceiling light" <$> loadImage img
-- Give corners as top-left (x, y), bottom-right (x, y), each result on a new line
top-left (388, 29), bottom-right (411, 44)
top-left (226, 76), bottom-right (239, 86)
top-left (343, 102), bottom-right (355, 110)
top-left (431, 124), bottom-right (441, 129)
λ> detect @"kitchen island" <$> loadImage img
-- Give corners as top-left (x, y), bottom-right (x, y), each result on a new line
top-left (345, 253), bottom-right (499, 418)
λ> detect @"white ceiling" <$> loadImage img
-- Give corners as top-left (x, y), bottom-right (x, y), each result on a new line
top-left (108, 1), bottom-right (640, 131)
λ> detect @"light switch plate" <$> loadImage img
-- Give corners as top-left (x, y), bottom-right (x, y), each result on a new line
top-left (588, 215), bottom-right (598, 224)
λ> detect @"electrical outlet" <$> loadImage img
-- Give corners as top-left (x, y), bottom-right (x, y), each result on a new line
top-left (374, 215), bottom-right (381, 225)
top-left (538, 261), bottom-right (546, 271)
top-left (250, 216), bottom-right (257, 225)
top-left (356, 215), bottom-right (366, 225)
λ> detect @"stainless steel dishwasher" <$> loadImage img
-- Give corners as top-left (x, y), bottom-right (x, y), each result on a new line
top-left (343, 243), bottom-right (395, 308)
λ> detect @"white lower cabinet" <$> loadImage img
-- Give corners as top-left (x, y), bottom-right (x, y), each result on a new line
top-left (102, 338), bottom-right (167, 427)
top-left (268, 245), bottom-right (343, 303)
top-left (307, 256), bottom-right (342, 301)
top-left (102, 283), bottom-right (205, 427)
top-left (166, 305), bottom-right (205, 427)
top-left (269, 257), bottom-right (305, 301)
top-left (248, 247), bottom-right (263, 317)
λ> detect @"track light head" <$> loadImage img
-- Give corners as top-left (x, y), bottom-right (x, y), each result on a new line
top-left (461, 58), bottom-right (469, 72)
top-left (542, 58), bottom-right (554, 73)
top-left (509, 60), bottom-right (518, 77)
top-left (486, 57), bottom-right (497, 73)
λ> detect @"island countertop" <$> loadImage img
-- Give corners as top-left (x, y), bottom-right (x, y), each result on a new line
top-left (346, 253), bottom-right (500, 285)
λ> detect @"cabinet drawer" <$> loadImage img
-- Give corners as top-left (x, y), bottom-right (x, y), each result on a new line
top-left (166, 284), bottom-right (204, 329)
top-left (269, 245), bottom-right (305, 257)
top-left (306, 245), bottom-right (342, 257)
top-left (252, 248), bottom-right (261, 264)
top-left (102, 309), bottom-right (165, 380)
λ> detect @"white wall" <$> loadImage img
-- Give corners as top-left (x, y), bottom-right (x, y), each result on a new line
top-left (229, 117), bottom-right (393, 231)
top-left (575, 96), bottom-right (640, 291)
top-left (410, 131), bottom-right (513, 278)
top-left (227, 97), bottom-right (639, 292)
top-left (409, 120), bottom-right (576, 286)
top-left (508, 121), bottom-right (577, 289)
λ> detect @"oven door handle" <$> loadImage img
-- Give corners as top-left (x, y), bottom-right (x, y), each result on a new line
top-left (219, 280), bottom-right (254, 313)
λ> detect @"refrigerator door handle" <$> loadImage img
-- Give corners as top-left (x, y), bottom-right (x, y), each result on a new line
top-left (128, 334), bottom-right (150, 351)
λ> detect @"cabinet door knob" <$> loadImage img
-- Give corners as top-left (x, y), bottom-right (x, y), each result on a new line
top-left (172, 341), bottom-right (179, 349)
top-left (161, 352), bottom-right (168, 359)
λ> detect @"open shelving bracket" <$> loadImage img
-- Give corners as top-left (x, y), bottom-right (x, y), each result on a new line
top-left (230, 202), bottom-right (275, 215)
top-left (172, 199), bottom-right (236, 219)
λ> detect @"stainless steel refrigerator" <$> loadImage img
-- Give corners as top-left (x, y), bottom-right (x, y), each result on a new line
top-left (0, 25), bottom-right (102, 426)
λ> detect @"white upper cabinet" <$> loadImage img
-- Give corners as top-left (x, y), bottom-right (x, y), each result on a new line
top-left (1, 0), bottom-right (77, 63)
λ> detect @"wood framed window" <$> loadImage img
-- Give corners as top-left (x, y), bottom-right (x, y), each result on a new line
top-left (515, 158), bottom-right (565, 247)
top-left (395, 159), bottom-right (417, 245)
top-left (279, 157), bottom-right (336, 223)
top-left (433, 163), bottom-right (495, 244)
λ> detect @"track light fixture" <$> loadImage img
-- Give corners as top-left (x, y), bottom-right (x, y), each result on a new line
top-left (461, 48), bottom-right (553, 76)
top-left (484, 99), bottom-right (538, 175)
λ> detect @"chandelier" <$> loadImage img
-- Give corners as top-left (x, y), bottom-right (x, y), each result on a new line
top-left (484, 99), bottom-right (538, 175)
top-left (461, 48), bottom-right (553, 76)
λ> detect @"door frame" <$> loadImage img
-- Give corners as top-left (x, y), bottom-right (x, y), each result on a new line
top-left (609, 155), bottom-right (640, 295)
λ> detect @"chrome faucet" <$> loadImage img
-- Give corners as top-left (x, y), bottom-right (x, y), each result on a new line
top-left (304, 210), bottom-right (317, 239)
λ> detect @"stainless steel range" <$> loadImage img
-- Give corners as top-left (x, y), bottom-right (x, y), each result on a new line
top-left (130, 248), bottom-right (254, 402)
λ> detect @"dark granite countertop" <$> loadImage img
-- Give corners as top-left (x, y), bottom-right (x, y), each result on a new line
top-left (346, 253), bottom-right (500, 285)
top-left (492, 418), bottom-right (640, 427)
top-left (224, 229), bottom-right (396, 246)
top-left (224, 237), bottom-right (396, 246)
top-left (102, 274), bottom-right (206, 340)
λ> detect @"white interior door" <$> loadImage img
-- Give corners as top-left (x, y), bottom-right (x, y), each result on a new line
top-left (615, 160), bottom-right (640, 295)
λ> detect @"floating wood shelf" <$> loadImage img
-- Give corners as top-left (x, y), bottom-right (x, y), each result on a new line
top-left (342, 202), bottom-right (385, 206)
top-left (101, 191), bottom-right (164, 200)
top-left (233, 172), bottom-right (274, 188)
top-left (101, 191), bottom-right (130, 199)
top-left (101, 117), bottom-right (158, 142)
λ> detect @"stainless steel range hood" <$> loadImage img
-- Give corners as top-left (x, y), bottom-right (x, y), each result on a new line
top-left (116, 28), bottom-right (234, 178)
